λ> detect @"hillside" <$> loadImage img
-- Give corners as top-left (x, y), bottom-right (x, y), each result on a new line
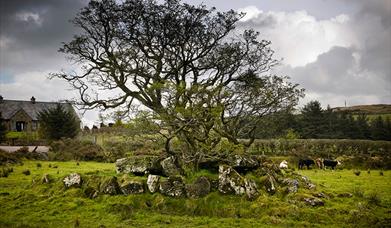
top-left (332, 104), bottom-right (391, 115)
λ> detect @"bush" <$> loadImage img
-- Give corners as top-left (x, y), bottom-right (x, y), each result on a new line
top-left (0, 167), bottom-right (13, 178)
top-left (0, 150), bottom-right (21, 165)
top-left (49, 139), bottom-right (105, 161)
top-left (354, 170), bottom-right (361, 176)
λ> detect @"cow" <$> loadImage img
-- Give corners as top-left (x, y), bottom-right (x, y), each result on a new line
top-left (315, 158), bottom-right (324, 169)
top-left (279, 160), bottom-right (288, 169)
top-left (323, 159), bottom-right (341, 170)
top-left (298, 159), bottom-right (315, 169)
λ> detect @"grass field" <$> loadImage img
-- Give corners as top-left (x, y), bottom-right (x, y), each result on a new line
top-left (0, 160), bottom-right (390, 227)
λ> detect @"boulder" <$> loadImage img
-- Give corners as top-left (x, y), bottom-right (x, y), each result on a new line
top-left (218, 165), bottom-right (245, 195)
top-left (244, 178), bottom-right (258, 200)
top-left (303, 197), bottom-right (324, 206)
top-left (186, 176), bottom-right (211, 198)
top-left (260, 174), bottom-right (277, 194)
top-left (159, 176), bottom-right (185, 197)
top-left (228, 155), bottom-right (259, 173)
top-left (120, 181), bottom-right (145, 195)
top-left (218, 165), bottom-right (259, 198)
top-left (282, 178), bottom-right (299, 193)
top-left (160, 156), bottom-right (182, 177)
top-left (63, 173), bottom-right (82, 188)
top-left (115, 156), bottom-right (162, 176)
top-left (147, 174), bottom-right (160, 193)
top-left (100, 176), bottom-right (121, 195)
top-left (301, 176), bottom-right (316, 189)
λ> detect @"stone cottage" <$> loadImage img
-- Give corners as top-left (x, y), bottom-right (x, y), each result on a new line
top-left (0, 96), bottom-right (80, 132)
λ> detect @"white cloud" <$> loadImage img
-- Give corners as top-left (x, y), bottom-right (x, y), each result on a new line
top-left (238, 8), bottom-right (355, 67)
top-left (238, 4), bottom-right (390, 107)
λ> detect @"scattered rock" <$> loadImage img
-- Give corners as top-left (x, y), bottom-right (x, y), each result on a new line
top-left (303, 197), bottom-right (324, 206)
top-left (121, 181), bottom-right (145, 195)
top-left (160, 156), bottom-right (182, 177)
top-left (84, 186), bottom-right (99, 199)
top-left (307, 183), bottom-right (316, 190)
top-left (186, 176), bottom-right (211, 198)
top-left (337, 193), bottom-right (353, 198)
top-left (301, 176), bottom-right (309, 183)
top-left (244, 178), bottom-right (258, 199)
top-left (282, 178), bottom-right (299, 193)
top-left (42, 174), bottom-right (52, 184)
top-left (313, 192), bottom-right (328, 198)
top-left (301, 176), bottom-right (316, 189)
top-left (63, 173), bottom-right (82, 188)
top-left (115, 156), bottom-right (162, 176)
top-left (147, 174), bottom-right (160, 193)
top-left (159, 176), bottom-right (186, 197)
top-left (100, 176), bottom-right (121, 195)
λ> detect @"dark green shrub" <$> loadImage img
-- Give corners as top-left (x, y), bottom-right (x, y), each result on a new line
top-left (36, 163), bottom-right (42, 168)
top-left (49, 139), bottom-right (105, 161)
top-left (22, 169), bottom-right (31, 175)
top-left (354, 170), bottom-right (361, 176)
top-left (37, 104), bottom-right (79, 140)
top-left (0, 150), bottom-right (21, 165)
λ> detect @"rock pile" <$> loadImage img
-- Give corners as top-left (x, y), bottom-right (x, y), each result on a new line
top-left (60, 154), bottom-right (320, 202)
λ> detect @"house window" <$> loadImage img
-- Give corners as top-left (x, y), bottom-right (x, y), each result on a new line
top-left (16, 121), bottom-right (26, 132)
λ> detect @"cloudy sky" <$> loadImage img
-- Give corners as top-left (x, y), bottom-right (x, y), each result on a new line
top-left (0, 0), bottom-right (390, 126)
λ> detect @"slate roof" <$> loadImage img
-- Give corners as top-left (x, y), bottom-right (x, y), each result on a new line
top-left (0, 99), bottom-right (79, 121)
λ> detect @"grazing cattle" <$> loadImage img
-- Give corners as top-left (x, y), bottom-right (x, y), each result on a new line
top-left (323, 159), bottom-right (341, 170)
top-left (279, 160), bottom-right (288, 169)
top-left (298, 159), bottom-right (315, 169)
top-left (315, 158), bottom-right (324, 169)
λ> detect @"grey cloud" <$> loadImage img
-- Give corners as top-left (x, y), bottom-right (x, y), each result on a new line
top-left (282, 46), bottom-right (389, 97)
top-left (0, 0), bottom-right (87, 74)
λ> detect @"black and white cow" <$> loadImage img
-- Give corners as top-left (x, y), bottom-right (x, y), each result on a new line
top-left (298, 159), bottom-right (315, 169)
top-left (323, 159), bottom-right (341, 170)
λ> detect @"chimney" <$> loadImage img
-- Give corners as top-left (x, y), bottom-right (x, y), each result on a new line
top-left (31, 96), bottom-right (36, 104)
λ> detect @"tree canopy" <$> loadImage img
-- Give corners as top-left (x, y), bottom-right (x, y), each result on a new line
top-left (38, 105), bottom-right (80, 140)
top-left (54, 0), bottom-right (303, 162)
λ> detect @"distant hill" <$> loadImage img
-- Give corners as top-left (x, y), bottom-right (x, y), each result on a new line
top-left (332, 104), bottom-right (391, 115)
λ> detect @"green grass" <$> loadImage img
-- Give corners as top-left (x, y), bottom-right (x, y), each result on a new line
top-left (1, 161), bottom-right (390, 227)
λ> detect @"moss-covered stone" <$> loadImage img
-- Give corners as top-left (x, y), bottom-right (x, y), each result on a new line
top-left (115, 156), bottom-right (162, 175)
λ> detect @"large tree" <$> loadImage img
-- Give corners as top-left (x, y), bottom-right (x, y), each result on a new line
top-left (54, 0), bottom-right (303, 163)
